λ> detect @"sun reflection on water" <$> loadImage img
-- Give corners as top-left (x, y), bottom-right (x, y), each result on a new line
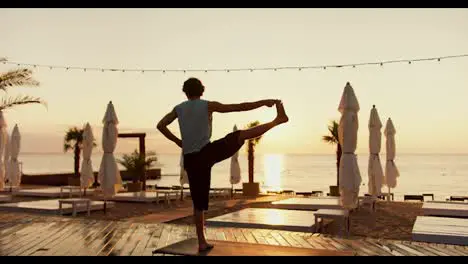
top-left (262, 154), bottom-right (284, 192)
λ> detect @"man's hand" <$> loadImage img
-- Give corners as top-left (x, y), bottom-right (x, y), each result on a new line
top-left (264, 99), bottom-right (279, 107)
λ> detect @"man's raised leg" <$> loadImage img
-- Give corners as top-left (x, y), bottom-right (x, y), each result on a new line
top-left (238, 101), bottom-right (289, 143)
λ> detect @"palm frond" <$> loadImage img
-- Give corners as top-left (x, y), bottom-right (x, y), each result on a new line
top-left (0, 95), bottom-right (47, 111)
top-left (0, 58), bottom-right (6, 63)
top-left (322, 135), bottom-right (337, 144)
top-left (64, 143), bottom-right (73, 152)
top-left (0, 68), bottom-right (39, 91)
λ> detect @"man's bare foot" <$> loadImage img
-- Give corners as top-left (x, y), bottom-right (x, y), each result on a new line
top-left (199, 243), bottom-right (214, 252)
top-left (274, 101), bottom-right (289, 124)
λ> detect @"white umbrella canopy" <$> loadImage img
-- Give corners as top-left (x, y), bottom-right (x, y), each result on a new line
top-left (368, 105), bottom-right (384, 197)
top-left (230, 125), bottom-right (241, 185)
top-left (80, 123), bottom-right (95, 189)
top-left (384, 118), bottom-right (399, 192)
top-left (179, 153), bottom-right (189, 186)
top-left (98, 101), bottom-right (122, 197)
top-left (0, 111), bottom-right (7, 190)
top-left (9, 124), bottom-right (21, 187)
top-left (338, 82), bottom-right (361, 210)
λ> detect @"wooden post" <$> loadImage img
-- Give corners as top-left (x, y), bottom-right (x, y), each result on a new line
top-left (139, 135), bottom-right (146, 191)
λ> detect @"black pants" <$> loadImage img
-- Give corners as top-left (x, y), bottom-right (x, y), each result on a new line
top-left (184, 131), bottom-right (244, 211)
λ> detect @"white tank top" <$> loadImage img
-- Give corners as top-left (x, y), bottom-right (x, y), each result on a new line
top-left (175, 99), bottom-right (212, 154)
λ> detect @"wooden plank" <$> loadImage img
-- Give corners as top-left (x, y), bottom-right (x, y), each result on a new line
top-left (0, 222), bottom-right (49, 246)
top-left (4, 222), bottom-right (64, 255)
top-left (372, 239), bottom-right (404, 256)
top-left (153, 238), bottom-right (355, 256)
top-left (391, 241), bottom-right (425, 256)
top-left (401, 241), bottom-right (438, 256)
top-left (155, 225), bottom-right (173, 249)
top-left (274, 231), bottom-right (298, 248)
top-left (409, 241), bottom-right (450, 256)
top-left (232, 228), bottom-right (248, 243)
top-left (5, 222), bottom-right (64, 256)
top-left (270, 231), bottom-right (291, 247)
top-left (104, 223), bottom-right (138, 256)
top-left (59, 221), bottom-right (113, 256)
top-left (305, 237), bottom-right (327, 249)
top-left (116, 224), bottom-right (148, 256)
top-left (75, 221), bottom-right (122, 256)
top-left (345, 239), bottom-right (374, 256)
top-left (360, 239), bottom-right (398, 256)
top-left (250, 230), bottom-right (269, 245)
top-left (224, 228), bottom-right (236, 242)
top-left (215, 228), bottom-right (227, 241)
top-left (142, 225), bottom-right (164, 256)
top-left (31, 221), bottom-right (88, 256)
top-left (289, 233), bottom-right (313, 248)
top-left (41, 220), bottom-right (98, 256)
top-left (131, 225), bottom-right (160, 256)
top-left (241, 228), bottom-right (258, 244)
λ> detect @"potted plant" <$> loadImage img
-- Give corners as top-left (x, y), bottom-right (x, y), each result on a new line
top-left (242, 121), bottom-right (262, 196)
top-left (117, 149), bottom-right (157, 192)
top-left (322, 120), bottom-right (341, 196)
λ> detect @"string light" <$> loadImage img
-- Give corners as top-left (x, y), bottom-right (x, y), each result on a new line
top-left (0, 54), bottom-right (467, 74)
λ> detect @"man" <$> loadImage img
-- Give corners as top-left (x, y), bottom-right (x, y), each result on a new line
top-left (157, 77), bottom-right (288, 252)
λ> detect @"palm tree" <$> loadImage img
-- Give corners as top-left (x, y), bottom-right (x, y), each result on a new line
top-left (246, 121), bottom-right (262, 184)
top-left (64, 127), bottom-right (96, 178)
top-left (322, 120), bottom-right (341, 187)
top-left (0, 64), bottom-right (46, 110)
top-left (117, 150), bottom-right (158, 184)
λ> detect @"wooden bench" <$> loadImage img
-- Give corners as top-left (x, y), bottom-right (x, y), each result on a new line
top-left (60, 186), bottom-right (82, 198)
top-left (404, 195), bottom-right (424, 202)
top-left (422, 193), bottom-right (434, 201)
top-left (314, 209), bottom-right (350, 237)
top-left (58, 198), bottom-right (91, 217)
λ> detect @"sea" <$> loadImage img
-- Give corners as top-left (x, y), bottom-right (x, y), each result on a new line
top-left (18, 153), bottom-right (468, 201)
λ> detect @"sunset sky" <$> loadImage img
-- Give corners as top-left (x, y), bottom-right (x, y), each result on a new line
top-left (1, 8), bottom-right (467, 154)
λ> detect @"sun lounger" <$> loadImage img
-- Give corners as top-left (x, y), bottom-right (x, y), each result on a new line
top-left (412, 216), bottom-right (468, 245)
top-left (422, 201), bottom-right (468, 218)
top-left (450, 196), bottom-right (468, 202)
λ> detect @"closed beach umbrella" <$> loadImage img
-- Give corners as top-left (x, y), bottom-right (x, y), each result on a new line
top-left (368, 105), bottom-right (384, 197)
top-left (179, 153), bottom-right (189, 186)
top-left (98, 101), bottom-right (122, 198)
top-left (0, 111), bottom-right (7, 190)
top-left (338, 82), bottom-right (361, 210)
top-left (4, 132), bottom-right (10, 187)
top-left (80, 123), bottom-right (95, 190)
top-left (230, 125), bottom-right (241, 185)
top-left (9, 124), bottom-right (21, 187)
top-left (384, 118), bottom-right (399, 199)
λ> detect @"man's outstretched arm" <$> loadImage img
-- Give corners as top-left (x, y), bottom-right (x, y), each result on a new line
top-left (157, 108), bottom-right (182, 148)
top-left (208, 99), bottom-right (277, 113)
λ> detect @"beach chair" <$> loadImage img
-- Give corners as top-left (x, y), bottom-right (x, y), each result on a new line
top-left (404, 195), bottom-right (424, 202)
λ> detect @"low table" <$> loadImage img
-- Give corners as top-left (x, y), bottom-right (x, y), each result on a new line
top-left (60, 186), bottom-right (82, 198)
top-left (314, 209), bottom-right (350, 237)
top-left (155, 190), bottom-right (180, 206)
top-left (58, 198), bottom-right (91, 217)
top-left (358, 196), bottom-right (377, 211)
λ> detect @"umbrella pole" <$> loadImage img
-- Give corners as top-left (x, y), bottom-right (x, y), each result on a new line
top-left (231, 184), bottom-right (233, 199)
top-left (388, 187), bottom-right (391, 201)
top-left (104, 198), bottom-right (107, 214)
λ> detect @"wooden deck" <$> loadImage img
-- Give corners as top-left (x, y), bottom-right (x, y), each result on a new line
top-left (0, 212), bottom-right (467, 256)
